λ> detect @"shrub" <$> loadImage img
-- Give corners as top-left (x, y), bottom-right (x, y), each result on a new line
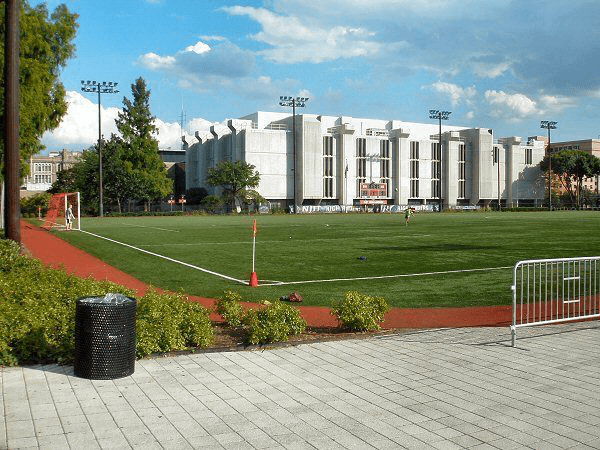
top-left (331, 291), bottom-right (390, 331)
top-left (243, 300), bottom-right (306, 345)
top-left (20, 192), bottom-right (51, 216)
top-left (215, 290), bottom-right (245, 327)
top-left (0, 239), bottom-right (132, 365)
top-left (0, 238), bottom-right (214, 365)
top-left (202, 194), bottom-right (225, 213)
top-left (135, 290), bottom-right (214, 358)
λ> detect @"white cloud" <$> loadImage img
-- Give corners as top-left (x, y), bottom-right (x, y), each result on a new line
top-left (42, 91), bottom-right (120, 149)
top-left (538, 94), bottom-right (577, 114)
top-left (138, 52), bottom-right (176, 70)
top-left (484, 90), bottom-right (539, 120)
top-left (138, 40), bottom-right (256, 87)
top-left (239, 0), bottom-right (600, 97)
top-left (184, 42), bottom-right (211, 55)
top-left (430, 81), bottom-right (477, 107)
top-left (222, 6), bottom-right (406, 64)
top-left (484, 90), bottom-right (578, 121)
top-left (156, 117), bottom-right (215, 151)
top-left (41, 91), bottom-right (218, 152)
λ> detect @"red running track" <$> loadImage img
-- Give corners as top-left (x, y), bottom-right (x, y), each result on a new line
top-left (20, 221), bottom-right (512, 329)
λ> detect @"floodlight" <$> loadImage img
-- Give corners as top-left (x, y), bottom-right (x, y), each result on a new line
top-left (540, 120), bottom-right (558, 210)
top-left (429, 108), bottom-right (452, 212)
top-left (279, 95), bottom-right (310, 213)
top-left (79, 78), bottom-right (119, 217)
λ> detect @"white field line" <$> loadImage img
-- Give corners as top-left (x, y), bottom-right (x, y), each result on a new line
top-left (258, 265), bottom-right (513, 287)
top-left (120, 222), bottom-right (180, 232)
top-left (80, 230), bottom-right (247, 285)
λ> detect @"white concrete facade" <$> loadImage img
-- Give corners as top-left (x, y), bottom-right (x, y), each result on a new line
top-left (186, 112), bottom-right (546, 210)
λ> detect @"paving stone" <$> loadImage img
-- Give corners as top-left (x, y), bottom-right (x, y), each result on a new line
top-left (2, 323), bottom-right (600, 449)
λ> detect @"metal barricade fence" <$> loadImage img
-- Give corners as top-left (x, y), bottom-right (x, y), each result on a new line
top-left (511, 256), bottom-right (600, 346)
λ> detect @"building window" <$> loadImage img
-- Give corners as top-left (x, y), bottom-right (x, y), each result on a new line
top-left (323, 136), bottom-right (334, 198)
top-left (525, 148), bottom-right (532, 165)
top-left (34, 174), bottom-right (51, 184)
top-left (410, 141), bottom-right (419, 160)
top-left (33, 163), bottom-right (51, 173)
top-left (458, 143), bottom-right (466, 199)
top-left (493, 146), bottom-right (498, 164)
top-left (222, 135), bottom-right (232, 160)
top-left (380, 140), bottom-right (390, 194)
top-left (431, 142), bottom-right (440, 198)
top-left (356, 138), bottom-right (367, 194)
top-left (410, 141), bottom-right (419, 198)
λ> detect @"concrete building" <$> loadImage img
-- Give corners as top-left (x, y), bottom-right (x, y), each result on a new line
top-left (159, 147), bottom-right (187, 199)
top-left (22, 149), bottom-right (81, 197)
top-left (186, 112), bottom-right (547, 211)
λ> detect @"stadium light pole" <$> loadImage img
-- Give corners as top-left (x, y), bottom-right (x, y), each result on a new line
top-left (540, 120), bottom-right (557, 210)
top-left (279, 96), bottom-right (309, 213)
top-left (429, 110), bottom-right (451, 212)
top-left (81, 80), bottom-right (119, 217)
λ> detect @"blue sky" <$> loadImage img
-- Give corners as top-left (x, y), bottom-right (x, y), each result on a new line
top-left (40, 0), bottom-right (600, 152)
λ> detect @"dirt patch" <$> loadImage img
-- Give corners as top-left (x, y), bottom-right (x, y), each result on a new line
top-left (163, 323), bottom-right (411, 356)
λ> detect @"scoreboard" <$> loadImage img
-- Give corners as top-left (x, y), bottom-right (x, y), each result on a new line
top-left (359, 182), bottom-right (388, 205)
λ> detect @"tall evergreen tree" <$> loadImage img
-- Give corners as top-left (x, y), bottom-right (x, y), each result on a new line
top-left (0, 1), bottom-right (78, 177)
top-left (115, 77), bottom-right (172, 207)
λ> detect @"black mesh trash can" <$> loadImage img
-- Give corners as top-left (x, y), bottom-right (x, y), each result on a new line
top-left (74, 293), bottom-right (136, 380)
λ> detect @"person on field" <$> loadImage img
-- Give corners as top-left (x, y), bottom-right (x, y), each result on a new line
top-left (404, 207), bottom-right (414, 226)
top-left (65, 203), bottom-right (75, 231)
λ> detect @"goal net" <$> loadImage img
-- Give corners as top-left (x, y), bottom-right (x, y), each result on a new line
top-left (43, 192), bottom-right (81, 231)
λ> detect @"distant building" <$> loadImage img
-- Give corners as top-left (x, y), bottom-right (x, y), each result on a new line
top-left (22, 149), bottom-right (81, 197)
top-left (159, 144), bottom-right (187, 199)
top-left (186, 112), bottom-right (547, 210)
top-left (548, 139), bottom-right (600, 194)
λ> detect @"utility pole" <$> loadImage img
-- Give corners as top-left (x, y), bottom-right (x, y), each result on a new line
top-left (3, 0), bottom-right (20, 243)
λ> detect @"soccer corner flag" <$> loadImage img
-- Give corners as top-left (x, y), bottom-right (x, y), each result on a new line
top-left (252, 219), bottom-right (257, 237)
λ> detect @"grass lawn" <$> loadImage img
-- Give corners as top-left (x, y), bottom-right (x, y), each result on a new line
top-left (50, 210), bottom-right (600, 308)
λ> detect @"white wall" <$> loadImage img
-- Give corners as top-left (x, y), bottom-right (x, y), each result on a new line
top-left (185, 111), bottom-right (546, 208)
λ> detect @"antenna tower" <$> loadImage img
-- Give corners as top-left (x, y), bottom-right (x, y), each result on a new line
top-left (180, 101), bottom-right (187, 150)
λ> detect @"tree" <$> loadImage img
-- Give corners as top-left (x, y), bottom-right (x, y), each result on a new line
top-left (51, 78), bottom-right (172, 214)
top-left (540, 150), bottom-right (600, 207)
top-left (50, 147), bottom-right (100, 215)
top-left (20, 192), bottom-right (51, 216)
top-left (99, 136), bottom-right (138, 212)
top-left (0, 1), bottom-right (78, 178)
top-left (206, 160), bottom-right (261, 211)
top-left (185, 187), bottom-right (209, 205)
top-left (115, 77), bottom-right (172, 209)
top-left (50, 136), bottom-right (138, 214)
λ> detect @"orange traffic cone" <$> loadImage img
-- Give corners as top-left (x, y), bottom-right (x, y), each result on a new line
top-left (249, 272), bottom-right (259, 287)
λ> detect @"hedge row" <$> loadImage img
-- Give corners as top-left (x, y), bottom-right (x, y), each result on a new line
top-left (1, 237), bottom-right (390, 367)
top-left (0, 239), bottom-right (214, 366)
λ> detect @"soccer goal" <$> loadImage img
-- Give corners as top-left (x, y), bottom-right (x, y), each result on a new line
top-left (43, 192), bottom-right (81, 231)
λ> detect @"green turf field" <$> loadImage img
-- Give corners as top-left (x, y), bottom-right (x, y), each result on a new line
top-left (50, 210), bottom-right (600, 308)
